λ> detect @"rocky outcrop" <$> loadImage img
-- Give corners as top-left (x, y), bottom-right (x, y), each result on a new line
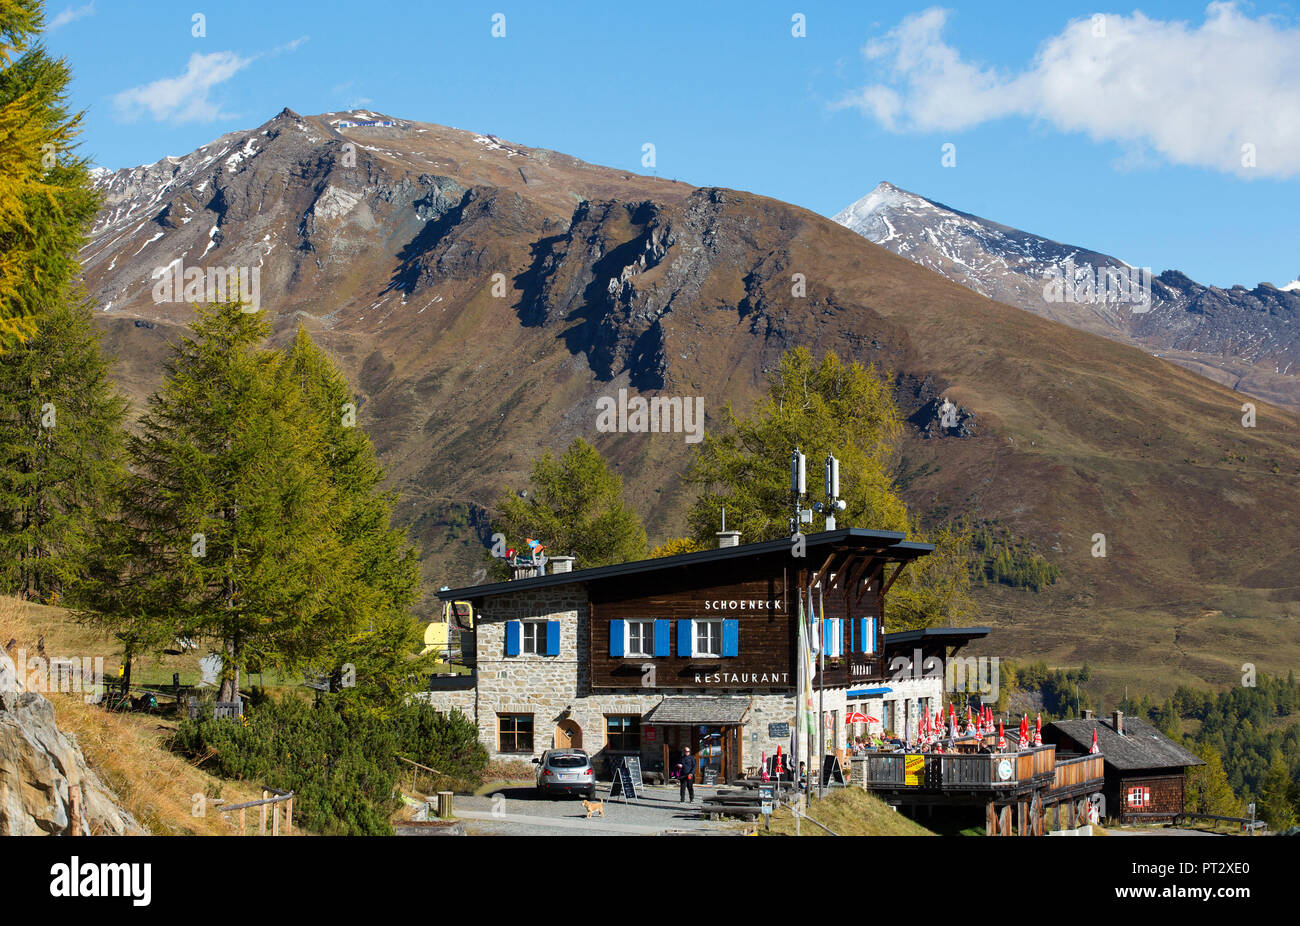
top-left (0, 648), bottom-right (145, 835)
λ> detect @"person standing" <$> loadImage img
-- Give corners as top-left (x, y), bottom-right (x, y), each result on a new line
top-left (679, 746), bottom-right (697, 803)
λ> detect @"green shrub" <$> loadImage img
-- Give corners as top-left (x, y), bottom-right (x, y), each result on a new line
top-left (173, 696), bottom-right (487, 835)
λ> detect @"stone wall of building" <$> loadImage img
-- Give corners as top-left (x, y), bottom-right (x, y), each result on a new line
top-left (420, 582), bottom-right (949, 780)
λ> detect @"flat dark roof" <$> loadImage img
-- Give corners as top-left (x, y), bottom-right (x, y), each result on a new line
top-left (437, 527), bottom-right (934, 601)
top-left (883, 627), bottom-right (992, 649)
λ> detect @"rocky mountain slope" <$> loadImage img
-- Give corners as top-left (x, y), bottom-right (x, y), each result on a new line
top-left (79, 109), bottom-right (1300, 696)
top-left (834, 183), bottom-right (1300, 410)
top-left (1, 645), bottom-right (144, 835)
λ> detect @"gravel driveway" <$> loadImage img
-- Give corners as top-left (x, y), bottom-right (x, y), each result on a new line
top-left (454, 782), bottom-right (748, 836)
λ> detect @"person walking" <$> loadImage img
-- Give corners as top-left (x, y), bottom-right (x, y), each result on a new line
top-left (679, 746), bottom-right (697, 803)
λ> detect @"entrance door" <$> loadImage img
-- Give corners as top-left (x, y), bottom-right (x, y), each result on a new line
top-left (555, 719), bottom-right (582, 749)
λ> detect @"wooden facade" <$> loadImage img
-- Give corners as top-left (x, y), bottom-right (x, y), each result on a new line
top-left (587, 540), bottom-right (900, 691)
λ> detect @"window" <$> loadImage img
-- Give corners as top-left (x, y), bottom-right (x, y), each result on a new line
top-left (606, 715), bottom-right (641, 751)
top-left (627, 621), bottom-right (653, 657)
top-left (695, 619), bottom-right (722, 657)
top-left (522, 621), bottom-right (545, 654)
top-left (498, 714), bottom-right (533, 753)
top-left (506, 620), bottom-right (559, 656)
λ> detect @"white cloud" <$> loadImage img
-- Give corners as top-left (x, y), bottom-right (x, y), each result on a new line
top-left (836, 3), bottom-right (1300, 178)
top-left (113, 51), bottom-right (254, 123)
top-left (111, 37), bottom-right (307, 124)
top-left (47, 2), bottom-right (94, 30)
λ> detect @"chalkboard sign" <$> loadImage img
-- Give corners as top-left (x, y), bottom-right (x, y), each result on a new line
top-left (623, 755), bottom-right (643, 787)
top-left (820, 754), bottom-right (845, 786)
top-left (609, 757), bottom-right (639, 802)
top-left (703, 767), bottom-right (719, 785)
top-left (769, 722), bottom-right (791, 738)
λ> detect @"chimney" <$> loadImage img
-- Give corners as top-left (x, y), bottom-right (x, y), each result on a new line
top-left (549, 555), bottom-right (575, 574)
top-left (1082, 709), bottom-right (1094, 721)
top-left (1112, 710), bottom-right (1124, 735)
top-left (716, 530), bottom-right (741, 548)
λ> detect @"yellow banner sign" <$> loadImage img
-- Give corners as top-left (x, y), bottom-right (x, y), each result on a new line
top-left (904, 754), bottom-right (925, 786)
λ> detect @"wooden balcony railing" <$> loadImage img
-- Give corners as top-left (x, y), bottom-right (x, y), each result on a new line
top-left (1052, 754), bottom-right (1104, 791)
top-left (857, 745), bottom-right (1068, 792)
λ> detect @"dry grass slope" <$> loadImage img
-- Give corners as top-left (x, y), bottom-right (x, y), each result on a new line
top-left (1, 595), bottom-right (262, 835)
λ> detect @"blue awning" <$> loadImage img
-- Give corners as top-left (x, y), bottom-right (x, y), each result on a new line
top-left (847, 687), bottom-right (893, 698)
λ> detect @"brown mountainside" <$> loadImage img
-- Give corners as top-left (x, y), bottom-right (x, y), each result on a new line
top-left (80, 109), bottom-right (1300, 699)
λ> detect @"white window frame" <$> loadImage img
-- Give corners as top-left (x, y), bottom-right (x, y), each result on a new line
top-left (626, 620), bottom-right (654, 658)
top-left (693, 619), bottom-right (723, 658)
top-left (521, 620), bottom-right (545, 655)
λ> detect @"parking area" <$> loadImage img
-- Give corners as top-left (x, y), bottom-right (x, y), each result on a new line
top-left (455, 782), bottom-right (746, 836)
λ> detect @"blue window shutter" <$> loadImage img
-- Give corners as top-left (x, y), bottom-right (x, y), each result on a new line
top-left (546, 620), bottom-right (560, 656)
top-left (654, 620), bottom-right (670, 657)
top-left (865, 618), bottom-right (876, 654)
top-left (722, 620), bottom-right (739, 657)
top-left (857, 618), bottom-right (869, 653)
top-left (505, 621), bottom-right (520, 656)
top-left (677, 620), bottom-right (693, 657)
top-left (848, 616), bottom-right (856, 652)
top-left (822, 618), bottom-right (831, 656)
top-left (610, 620), bottom-right (625, 657)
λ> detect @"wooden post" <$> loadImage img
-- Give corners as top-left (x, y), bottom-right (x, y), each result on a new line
top-left (986, 802), bottom-right (997, 836)
top-left (239, 807), bottom-right (246, 834)
top-left (437, 790), bottom-right (454, 820)
top-left (69, 784), bottom-right (82, 836)
top-left (272, 801), bottom-right (280, 836)
top-left (285, 797), bottom-right (293, 835)
top-left (260, 790), bottom-right (268, 836)
top-left (999, 804), bottom-right (1011, 837)
top-left (1017, 799), bottom-right (1025, 836)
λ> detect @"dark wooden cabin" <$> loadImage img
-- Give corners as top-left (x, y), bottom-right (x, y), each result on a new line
top-left (1044, 711), bottom-right (1203, 823)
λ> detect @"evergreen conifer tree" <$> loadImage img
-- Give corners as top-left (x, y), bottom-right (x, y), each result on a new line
top-left (0, 0), bottom-right (99, 350)
top-left (0, 298), bottom-right (127, 600)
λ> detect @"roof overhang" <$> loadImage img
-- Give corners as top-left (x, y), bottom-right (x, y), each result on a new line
top-left (437, 528), bottom-right (934, 601)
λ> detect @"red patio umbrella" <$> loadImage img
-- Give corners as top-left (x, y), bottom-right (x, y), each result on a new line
top-left (1018, 714), bottom-right (1030, 749)
top-left (1089, 728), bottom-right (1099, 754)
top-left (996, 720), bottom-right (1006, 750)
top-left (1034, 713), bottom-right (1043, 747)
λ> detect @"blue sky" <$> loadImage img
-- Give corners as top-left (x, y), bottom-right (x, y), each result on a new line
top-left (41, 0), bottom-right (1300, 288)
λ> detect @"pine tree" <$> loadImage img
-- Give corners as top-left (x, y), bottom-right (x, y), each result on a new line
top-left (1185, 743), bottom-right (1242, 817)
top-left (494, 438), bottom-right (647, 572)
top-left (684, 347), bottom-right (974, 629)
top-left (1258, 754), bottom-right (1297, 831)
top-left (0, 298), bottom-right (127, 600)
top-left (0, 0), bottom-right (99, 351)
top-left (280, 327), bottom-right (430, 712)
top-left (87, 301), bottom-right (346, 702)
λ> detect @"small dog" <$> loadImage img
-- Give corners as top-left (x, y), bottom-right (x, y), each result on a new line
top-left (582, 799), bottom-right (604, 818)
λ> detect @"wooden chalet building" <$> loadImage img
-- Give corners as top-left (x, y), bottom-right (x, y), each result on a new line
top-left (1044, 711), bottom-right (1203, 823)
top-left (425, 528), bottom-right (986, 783)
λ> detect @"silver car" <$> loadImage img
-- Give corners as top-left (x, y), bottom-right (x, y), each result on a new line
top-left (533, 749), bottom-right (595, 799)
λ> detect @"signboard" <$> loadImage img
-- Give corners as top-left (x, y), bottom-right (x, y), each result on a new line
top-left (769, 722), bottom-right (790, 739)
top-left (703, 767), bottom-right (719, 785)
top-left (624, 755), bottom-right (644, 787)
top-left (904, 754), bottom-right (925, 786)
top-left (821, 755), bottom-right (845, 787)
top-left (997, 759), bottom-right (1013, 781)
top-left (609, 757), bottom-right (640, 802)
top-left (644, 726), bottom-right (657, 742)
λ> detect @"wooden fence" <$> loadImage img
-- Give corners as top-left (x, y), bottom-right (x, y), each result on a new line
top-left (217, 787), bottom-right (294, 836)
